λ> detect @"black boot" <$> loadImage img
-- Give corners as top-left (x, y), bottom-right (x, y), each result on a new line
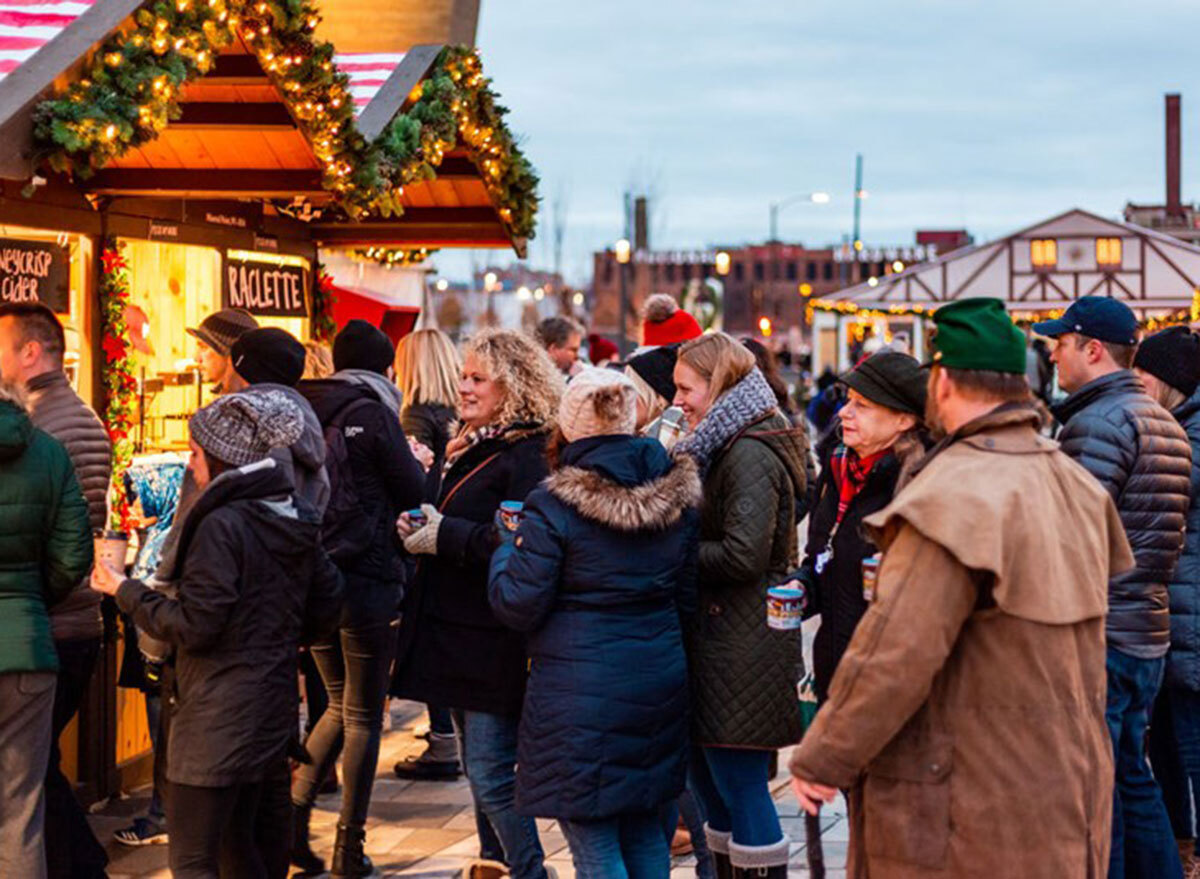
top-left (290, 804), bottom-right (325, 875)
top-left (331, 823), bottom-right (375, 879)
top-left (729, 837), bottom-right (790, 879)
top-left (712, 850), bottom-right (734, 879)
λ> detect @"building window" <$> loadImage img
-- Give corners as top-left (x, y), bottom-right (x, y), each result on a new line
top-left (1097, 237), bottom-right (1122, 267)
top-left (823, 262), bottom-right (833, 281)
top-left (754, 262), bottom-right (765, 281)
top-left (1031, 239), bottom-right (1057, 268)
top-left (806, 262), bottom-right (817, 280)
top-left (786, 262), bottom-right (798, 281)
top-left (734, 262), bottom-right (744, 281)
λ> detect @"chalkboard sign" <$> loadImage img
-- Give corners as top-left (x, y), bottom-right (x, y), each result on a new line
top-left (0, 238), bottom-right (69, 312)
top-left (222, 254), bottom-right (308, 317)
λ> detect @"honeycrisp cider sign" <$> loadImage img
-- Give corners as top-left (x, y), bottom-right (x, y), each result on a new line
top-left (222, 252), bottom-right (308, 317)
top-left (0, 238), bottom-right (69, 312)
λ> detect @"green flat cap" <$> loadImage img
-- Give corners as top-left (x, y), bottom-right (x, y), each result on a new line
top-left (929, 298), bottom-right (1026, 375)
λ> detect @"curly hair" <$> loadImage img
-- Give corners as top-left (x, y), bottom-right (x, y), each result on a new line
top-left (462, 328), bottom-right (564, 429)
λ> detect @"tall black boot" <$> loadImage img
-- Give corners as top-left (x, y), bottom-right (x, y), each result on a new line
top-left (290, 803), bottom-right (325, 875)
top-left (729, 836), bottom-right (791, 879)
top-left (331, 823), bottom-right (375, 879)
top-left (705, 823), bottom-right (734, 879)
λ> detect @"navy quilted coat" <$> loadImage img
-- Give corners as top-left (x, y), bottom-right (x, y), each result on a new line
top-left (1053, 370), bottom-right (1192, 660)
top-left (488, 436), bottom-right (700, 820)
top-left (1167, 389), bottom-right (1200, 690)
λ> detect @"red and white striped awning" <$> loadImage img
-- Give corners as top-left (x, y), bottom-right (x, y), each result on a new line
top-left (333, 52), bottom-right (405, 114)
top-left (0, 0), bottom-right (92, 80)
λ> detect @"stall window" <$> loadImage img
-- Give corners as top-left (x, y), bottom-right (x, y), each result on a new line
top-left (1031, 239), bottom-right (1057, 268)
top-left (1097, 238), bottom-right (1122, 267)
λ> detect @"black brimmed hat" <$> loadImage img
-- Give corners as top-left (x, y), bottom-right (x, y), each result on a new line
top-left (186, 309), bottom-right (259, 357)
top-left (840, 350), bottom-right (926, 416)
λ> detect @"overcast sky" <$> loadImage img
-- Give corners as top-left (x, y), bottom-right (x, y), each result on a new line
top-left (433, 0), bottom-right (1198, 284)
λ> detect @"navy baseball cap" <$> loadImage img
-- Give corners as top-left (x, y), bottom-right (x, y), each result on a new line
top-left (1031, 296), bottom-right (1138, 345)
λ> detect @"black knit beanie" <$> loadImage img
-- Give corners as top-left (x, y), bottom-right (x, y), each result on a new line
top-left (1134, 326), bottom-right (1200, 397)
top-left (627, 343), bottom-right (679, 403)
top-left (231, 327), bottom-right (305, 387)
top-left (332, 319), bottom-right (394, 375)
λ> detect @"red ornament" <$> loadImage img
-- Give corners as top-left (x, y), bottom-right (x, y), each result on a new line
top-left (102, 333), bottom-right (127, 362)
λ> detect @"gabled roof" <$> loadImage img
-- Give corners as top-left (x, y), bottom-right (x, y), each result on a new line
top-left (0, 0), bottom-right (535, 252)
top-left (827, 208), bottom-right (1200, 312)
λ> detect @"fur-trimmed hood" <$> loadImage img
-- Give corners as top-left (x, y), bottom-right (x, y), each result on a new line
top-left (545, 437), bottom-right (702, 532)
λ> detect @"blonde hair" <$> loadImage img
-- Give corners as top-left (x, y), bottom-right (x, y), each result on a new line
top-left (625, 364), bottom-right (668, 429)
top-left (462, 328), bottom-right (564, 428)
top-left (677, 332), bottom-right (756, 408)
top-left (394, 328), bottom-right (461, 411)
top-left (303, 342), bottom-right (333, 379)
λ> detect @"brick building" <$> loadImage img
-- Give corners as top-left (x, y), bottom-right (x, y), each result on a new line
top-left (591, 238), bottom-right (951, 339)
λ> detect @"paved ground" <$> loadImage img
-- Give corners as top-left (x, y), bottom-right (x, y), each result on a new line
top-left (91, 698), bottom-right (848, 878)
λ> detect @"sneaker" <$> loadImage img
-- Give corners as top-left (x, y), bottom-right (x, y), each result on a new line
top-left (462, 860), bottom-right (508, 879)
top-left (113, 817), bottom-right (168, 846)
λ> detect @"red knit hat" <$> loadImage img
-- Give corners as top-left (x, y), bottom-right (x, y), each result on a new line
top-left (641, 294), bottom-right (702, 347)
top-left (587, 333), bottom-right (619, 364)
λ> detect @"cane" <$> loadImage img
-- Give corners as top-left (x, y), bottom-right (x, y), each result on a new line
top-left (805, 805), bottom-right (825, 878)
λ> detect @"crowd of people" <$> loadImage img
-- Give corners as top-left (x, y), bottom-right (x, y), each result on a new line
top-left (2, 289), bottom-right (1200, 879)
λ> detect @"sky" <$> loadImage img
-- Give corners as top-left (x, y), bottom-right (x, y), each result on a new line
top-left (431, 0), bottom-right (1199, 286)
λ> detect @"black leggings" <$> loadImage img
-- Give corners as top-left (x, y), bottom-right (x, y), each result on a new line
top-left (167, 760), bottom-right (291, 879)
top-left (291, 621), bottom-right (396, 827)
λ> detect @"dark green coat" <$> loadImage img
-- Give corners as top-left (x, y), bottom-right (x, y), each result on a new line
top-left (0, 399), bottom-right (93, 673)
top-left (690, 412), bottom-right (808, 748)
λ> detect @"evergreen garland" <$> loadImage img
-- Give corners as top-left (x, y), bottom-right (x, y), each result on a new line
top-left (32, 7), bottom-right (538, 238)
top-left (99, 239), bottom-right (138, 533)
top-left (310, 262), bottom-right (336, 343)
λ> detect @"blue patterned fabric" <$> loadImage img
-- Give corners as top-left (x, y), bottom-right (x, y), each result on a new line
top-left (125, 456), bottom-right (186, 581)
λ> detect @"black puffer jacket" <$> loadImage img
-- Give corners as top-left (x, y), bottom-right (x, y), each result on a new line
top-left (1167, 389), bottom-right (1200, 689)
top-left (26, 369), bottom-right (111, 642)
top-left (299, 377), bottom-right (425, 625)
top-left (115, 460), bottom-right (343, 787)
top-left (1053, 370), bottom-right (1192, 659)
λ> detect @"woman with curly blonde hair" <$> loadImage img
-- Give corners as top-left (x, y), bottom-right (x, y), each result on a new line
top-left (394, 329), bottom-right (562, 879)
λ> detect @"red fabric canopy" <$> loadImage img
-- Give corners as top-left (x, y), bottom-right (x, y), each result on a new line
top-left (328, 283), bottom-right (420, 346)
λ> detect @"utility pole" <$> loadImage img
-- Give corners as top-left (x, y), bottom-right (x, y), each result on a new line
top-left (852, 153), bottom-right (864, 251)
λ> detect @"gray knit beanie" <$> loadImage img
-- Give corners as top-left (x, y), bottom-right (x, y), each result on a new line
top-left (188, 390), bottom-right (304, 467)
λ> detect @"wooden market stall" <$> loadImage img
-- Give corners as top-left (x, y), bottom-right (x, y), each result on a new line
top-left (811, 208), bottom-right (1200, 374)
top-left (0, 0), bottom-right (537, 803)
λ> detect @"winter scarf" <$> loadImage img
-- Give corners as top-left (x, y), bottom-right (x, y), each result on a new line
top-left (443, 423), bottom-right (507, 474)
top-left (330, 368), bottom-right (404, 418)
top-left (828, 444), bottom-right (888, 525)
top-left (675, 367), bottom-right (778, 475)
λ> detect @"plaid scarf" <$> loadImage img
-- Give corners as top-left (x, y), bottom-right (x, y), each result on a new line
top-left (443, 423), bottom-right (505, 475)
top-left (828, 444), bottom-right (887, 524)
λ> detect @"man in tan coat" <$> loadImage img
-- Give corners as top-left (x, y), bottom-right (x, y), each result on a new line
top-left (790, 298), bottom-right (1134, 878)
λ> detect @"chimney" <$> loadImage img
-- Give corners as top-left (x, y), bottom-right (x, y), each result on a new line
top-left (634, 196), bottom-right (649, 251)
top-left (1167, 93), bottom-right (1183, 219)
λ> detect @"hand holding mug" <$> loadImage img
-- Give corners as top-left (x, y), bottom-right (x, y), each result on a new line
top-left (90, 561), bottom-right (123, 596)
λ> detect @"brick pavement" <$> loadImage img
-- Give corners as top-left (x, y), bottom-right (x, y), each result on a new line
top-left (90, 699), bottom-right (847, 878)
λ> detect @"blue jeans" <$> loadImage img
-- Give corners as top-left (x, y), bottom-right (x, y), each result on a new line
top-left (453, 709), bottom-right (546, 879)
top-left (561, 810), bottom-right (668, 879)
top-left (1107, 648), bottom-right (1184, 879)
top-left (690, 747), bottom-right (783, 847)
top-left (1149, 686), bottom-right (1200, 842)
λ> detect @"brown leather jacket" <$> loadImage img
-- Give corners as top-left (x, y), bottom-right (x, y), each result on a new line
top-left (790, 405), bottom-right (1133, 878)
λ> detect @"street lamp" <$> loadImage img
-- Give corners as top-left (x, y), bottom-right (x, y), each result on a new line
top-left (715, 251), bottom-right (731, 276)
top-left (769, 192), bottom-right (831, 242)
top-left (615, 238), bottom-right (632, 357)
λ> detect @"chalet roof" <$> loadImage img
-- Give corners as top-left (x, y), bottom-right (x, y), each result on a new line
top-left (827, 208), bottom-right (1200, 313)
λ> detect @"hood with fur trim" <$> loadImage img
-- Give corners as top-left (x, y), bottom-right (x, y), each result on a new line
top-left (545, 436), bottom-right (702, 532)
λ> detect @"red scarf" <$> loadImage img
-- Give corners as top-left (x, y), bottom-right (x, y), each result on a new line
top-left (829, 445), bottom-right (887, 524)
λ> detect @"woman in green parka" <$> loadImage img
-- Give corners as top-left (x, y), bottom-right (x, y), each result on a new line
top-left (673, 333), bottom-right (809, 879)
top-left (0, 378), bottom-right (93, 877)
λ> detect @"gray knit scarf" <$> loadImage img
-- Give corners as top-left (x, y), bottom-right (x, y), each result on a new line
top-left (675, 367), bottom-right (779, 475)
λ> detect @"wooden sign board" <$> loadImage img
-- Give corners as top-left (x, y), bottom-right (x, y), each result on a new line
top-left (223, 253), bottom-right (308, 317)
top-left (0, 238), bottom-right (69, 312)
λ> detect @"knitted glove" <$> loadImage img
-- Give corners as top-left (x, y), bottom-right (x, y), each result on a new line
top-left (402, 504), bottom-right (443, 555)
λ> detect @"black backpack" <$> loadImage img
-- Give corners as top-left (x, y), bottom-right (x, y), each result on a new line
top-left (321, 398), bottom-right (376, 563)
